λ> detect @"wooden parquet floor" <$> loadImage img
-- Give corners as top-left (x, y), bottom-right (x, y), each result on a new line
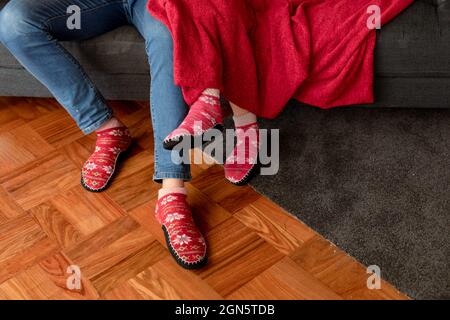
top-left (0, 97), bottom-right (408, 300)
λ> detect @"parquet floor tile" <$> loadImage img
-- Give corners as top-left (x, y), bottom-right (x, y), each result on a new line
top-left (0, 97), bottom-right (408, 300)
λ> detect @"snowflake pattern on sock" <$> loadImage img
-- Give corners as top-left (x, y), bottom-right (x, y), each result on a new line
top-left (155, 193), bottom-right (207, 268)
top-left (224, 122), bottom-right (259, 185)
top-left (81, 127), bottom-right (131, 192)
top-left (163, 94), bottom-right (222, 148)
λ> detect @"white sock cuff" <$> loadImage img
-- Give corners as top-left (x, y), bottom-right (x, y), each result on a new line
top-left (158, 187), bottom-right (187, 199)
top-left (233, 112), bottom-right (257, 127)
top-left (202, 88), bottom-right (220, 98)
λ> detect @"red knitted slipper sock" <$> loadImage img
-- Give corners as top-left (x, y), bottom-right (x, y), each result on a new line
top-left (224, 114), bottom-right (260, 185)
top-left (81, 127), bottom-right (132, 192)
top-left (163, 92), bottom-right (223, 150)
top-left (155, 191), bottom-right (207, 269)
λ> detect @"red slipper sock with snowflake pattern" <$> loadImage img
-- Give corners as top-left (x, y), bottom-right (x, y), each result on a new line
top-left (224, 113), bottom-right (260, 185)
top-left (81, 126), bottom-right (132, 192)
top-left (155, 189), bottom-right (207, 269)
top-left (163, 90), bottom-right (223, 150)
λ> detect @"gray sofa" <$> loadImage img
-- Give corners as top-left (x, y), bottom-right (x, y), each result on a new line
top-left (0, 0), bottom-right (449, 108)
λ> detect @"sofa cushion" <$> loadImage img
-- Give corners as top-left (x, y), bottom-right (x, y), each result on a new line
top-left (418, 0), bottom-right (447, 5)
top-left (61, 26), bottom-right (150, 75)
top-left (0, 0), bottom-right (149, 75)
top-left (0, 29), bottom-right (149, 75)
top-left (0, 24), bottom-right (149, 76)
top-left (375, 0), bottom-right (450, 77)
top-left (1, 0), bottom-right (449, 77)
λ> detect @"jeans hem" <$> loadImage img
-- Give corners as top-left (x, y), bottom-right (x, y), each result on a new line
top-left (80, 110), bottom-right (113, 135)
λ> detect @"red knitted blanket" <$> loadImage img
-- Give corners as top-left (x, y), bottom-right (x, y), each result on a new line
top-left (147, 0), bottom-right (413, 118)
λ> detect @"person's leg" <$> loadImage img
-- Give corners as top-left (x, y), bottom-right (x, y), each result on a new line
top-left (230, 102), bottom-right (253, 118)
top-left (0, 0), bottom-right (132, 191)
top-left (128, 0), bottom-right (191, 184)
top-left (129, 0), bottom-right (206, 269)
top-left (0, 0), bottom-right (128, 134)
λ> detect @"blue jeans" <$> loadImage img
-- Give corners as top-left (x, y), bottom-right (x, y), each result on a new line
top-left (0, 0), bottom-right (190, 182)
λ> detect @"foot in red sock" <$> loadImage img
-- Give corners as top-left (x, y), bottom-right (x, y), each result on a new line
top-left (163, 93), bottom-right (223, 150)
top-left (224, 121), bottom-right (260, 185)
top-left (81, 127), bottom-right (132, 192)
top-left (155, 192), bottom-right (207, 269)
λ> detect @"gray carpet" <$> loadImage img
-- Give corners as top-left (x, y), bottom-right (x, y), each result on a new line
top-left (246, 102), bottom-right (450, 300)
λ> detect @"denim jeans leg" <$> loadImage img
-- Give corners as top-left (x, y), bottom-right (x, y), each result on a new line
top-left (129, 0), bottom-right (191, 182)
top-left (0, 0), bottom-right (128, 134)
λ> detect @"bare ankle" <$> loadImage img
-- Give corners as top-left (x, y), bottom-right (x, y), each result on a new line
top-left (233, 112), bottom-right (257, 127)
top-left (159, 179), bottom-right (187, 199)
top-left (162, 179), bottom-right (185, 189)
top-left (96, 117), bottom-right (125, 132)
top-left (230, 102), bottom-right (250, 117)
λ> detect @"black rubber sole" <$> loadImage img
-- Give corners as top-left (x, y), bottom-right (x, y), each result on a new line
top-left (162, 225), bottom-right (208, 270)
top-left (227, 161), bottom-right (261, 186)
top-left (163, 123), bottom-right (224, 151)
top-left (80, 176), bottom-right (109, 193)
